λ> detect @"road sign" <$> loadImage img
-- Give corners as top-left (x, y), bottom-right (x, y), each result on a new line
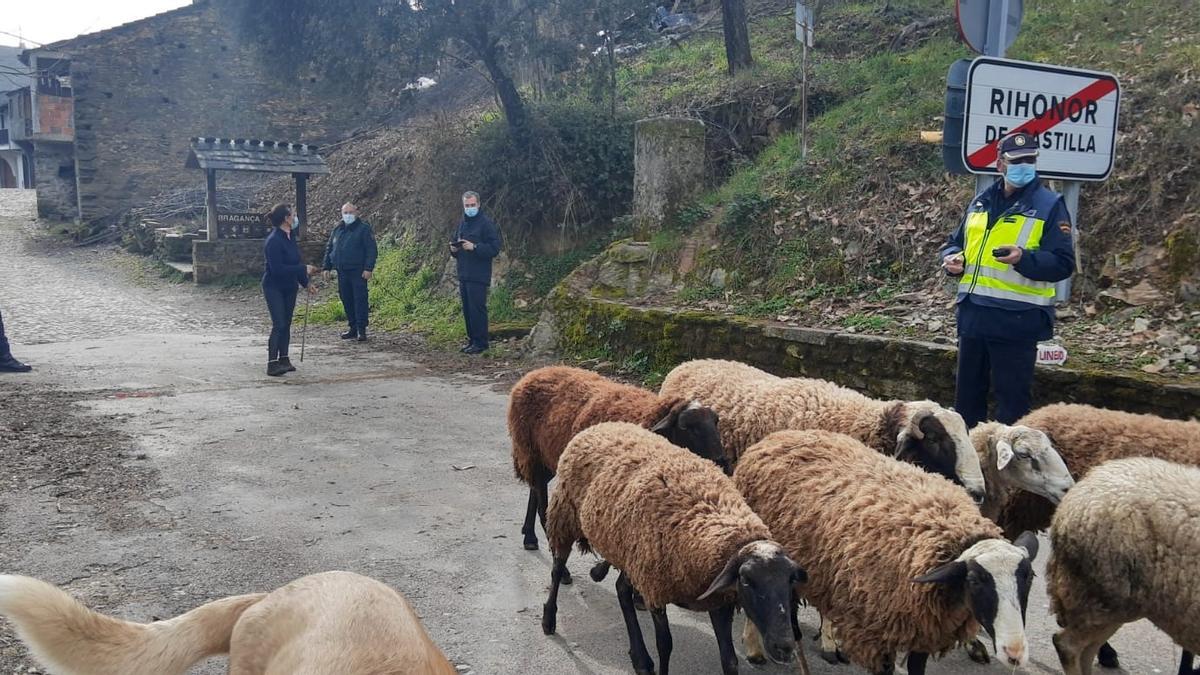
top-left (956, 0), bottom-right (1023, 55)
top-left (795, 1), bottom-right (815, 47)
top-left (961, 57), bottom-right (1121, 181)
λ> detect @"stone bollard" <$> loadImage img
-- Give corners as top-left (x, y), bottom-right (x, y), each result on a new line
top-left (633, 117), bottom-right (706, 238)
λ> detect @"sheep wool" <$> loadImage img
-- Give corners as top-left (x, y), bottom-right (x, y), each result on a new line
top-left (659, 359), bottom-right (965, 462)
top-left (734, 429), bottom-right (1003, 672)
top-left (1001, 403), bottom-right (1200, 535)
top-left (1049, 457), bottom-right (1200, 663)
top-left (508, 366), bottom-right (685, 484)
top-left (546, 422), bottom-right (772, 611)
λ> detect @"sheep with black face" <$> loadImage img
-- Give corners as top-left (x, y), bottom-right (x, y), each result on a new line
top-left (734, 430), bottom-right (1039, 675)
top-left (659, 359), bottom-right (986, 502)
top-left (542, 422), bottom-right (808, 675)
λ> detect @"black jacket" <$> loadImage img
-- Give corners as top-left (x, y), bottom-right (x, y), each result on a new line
top-left (450, 213), bottom-right (502, 284)
top-left (263, 227), bottom-right (310, 290)
top-left (323, 218), bottom-right (378, 271)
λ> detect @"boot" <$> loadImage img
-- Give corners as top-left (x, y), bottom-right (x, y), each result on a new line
top-left (278, 356), bottom-right (297, 372)
top-left (356, 328), bottom-right (368, 342)
top-left (267, 360), bottom-right (287, 377)
top-left (0, 354), bottom-right (32, 373)
top-left (341, 329), bottom-right (358, 340)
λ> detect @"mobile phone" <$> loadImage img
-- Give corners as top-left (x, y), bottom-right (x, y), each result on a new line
top-left (992, 247), bottom-right (1011, 258)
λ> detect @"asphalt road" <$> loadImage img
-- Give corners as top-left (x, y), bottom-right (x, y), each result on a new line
top-left (0, 190), bottom-right (1187, 674)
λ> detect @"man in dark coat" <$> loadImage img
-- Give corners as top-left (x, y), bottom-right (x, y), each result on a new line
top-left (449, 191), bottom-right (502, 354)
top-left (322, 203), bottom-right (378, 342)
top-left (0, 308), bottom-right (32, 373)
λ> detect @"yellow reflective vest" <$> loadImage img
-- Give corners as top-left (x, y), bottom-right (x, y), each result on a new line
top-left (958, 188), bottom-right (1060, 307)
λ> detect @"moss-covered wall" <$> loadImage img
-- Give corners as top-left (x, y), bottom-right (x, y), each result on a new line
top-left (548, 291), bottom-right (1200, 421)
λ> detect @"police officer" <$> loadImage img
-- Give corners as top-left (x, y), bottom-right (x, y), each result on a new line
top-left (322, 203), bottom-right (378, 342)
top-left (941, 132), bottom-right (1075, 428)
top-left (0, 308), bottom-right (32, 373)
top-left (449, 191), bottom-right (502, 354)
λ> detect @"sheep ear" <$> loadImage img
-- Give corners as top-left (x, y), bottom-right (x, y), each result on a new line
top-left (1014, 531), bottom-right (1039, 561)
top-left (698, 554), bottom-right (742, 601)
top-left (650, 400), bottom-right (688, 434)
top-left (996, 440), bottom-right (1014, 471)
top-left (912, 560), bottom-right (967, 585)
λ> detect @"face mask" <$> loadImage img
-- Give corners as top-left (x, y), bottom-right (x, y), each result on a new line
top-left (1004, 163), bottom-right (1036, 187)
top-left (292, 215), bottom-right (300, 228)
top-left (342, 214), bottom-right (355, 225)
top-left (464, 206), bottom-right (479, 218)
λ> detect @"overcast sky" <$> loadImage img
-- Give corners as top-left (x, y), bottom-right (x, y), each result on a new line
top-left (1, 1), bottom-right (191, 48)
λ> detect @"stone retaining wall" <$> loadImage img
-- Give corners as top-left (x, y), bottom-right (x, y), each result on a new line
top-left (547, 291), bottom-right (1200, 421)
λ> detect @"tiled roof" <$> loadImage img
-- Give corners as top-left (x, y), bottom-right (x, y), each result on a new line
top-left (185, 137), bottom-right (330, 174)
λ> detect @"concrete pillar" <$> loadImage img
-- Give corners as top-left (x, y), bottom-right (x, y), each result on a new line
top-left (633, 117), bottom-right (706, 237)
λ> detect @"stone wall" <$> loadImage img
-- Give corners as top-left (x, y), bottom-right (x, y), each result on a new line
top-left (49, 2), bottom-right (362, 224)
top-left (32, 142), bottom-right (78, 221)
top-left (632, 117), bottom-right (706, 234)
top-left (546, 291), bottom-right (1200, 422)
top-left (193, 236), bottom-right (324, 285)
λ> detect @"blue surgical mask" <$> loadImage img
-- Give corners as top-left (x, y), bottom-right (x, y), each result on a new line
top-left (342, 213), bottom-right (355, 225)
top-left (464, 206), bottom-right (479, 218)
top-left (292, 215), bottom-right (300, 228)
top-left (1005, 163), bottom-right (1036, 187)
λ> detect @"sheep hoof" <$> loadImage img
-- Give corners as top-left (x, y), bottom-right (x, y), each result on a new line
top-left (589, 561), bottom-right (611, 582)
top-left (838, 650), bottom-right (850, 664)
top-left (1097, 643), bottom-right (1119, 669)
top-left (746, 653), bottom-right (766, 665)
top-left (541, 607), bottom-right (556, 635)
top-left (965, 640), bottom-right (991, 664)
top-left (820, 650), bottom-right (842, 665)
top-left (561, 570), bottom-right (573, 585)
top-left (523, 540), bottom-right (539, 551)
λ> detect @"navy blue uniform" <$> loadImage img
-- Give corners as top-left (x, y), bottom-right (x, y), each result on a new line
top-left (941, 177), bottom-right (1075, 427)
top-left (263, 227), bottom-right (310, 362)
top-left (450, 213), bottom-right (502, 350)
top-left (323, 218), bottom-right (378, 336)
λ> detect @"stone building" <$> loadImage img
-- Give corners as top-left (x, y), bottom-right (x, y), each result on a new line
top-left (0, 45), bottom-right (34, 189)
top-left (17, 0), bottom-right (379, 223)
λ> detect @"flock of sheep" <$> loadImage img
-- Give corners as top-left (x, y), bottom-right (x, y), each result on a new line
top-left (508, 360), bottom-right (1200, 675)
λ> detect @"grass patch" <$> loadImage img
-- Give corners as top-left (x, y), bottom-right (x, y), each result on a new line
top-left (843, 313), bottom-right (894, 331)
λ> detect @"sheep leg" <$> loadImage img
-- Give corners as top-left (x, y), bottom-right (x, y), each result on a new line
top-left (818, 614), bottom-right (847, 664)
top-left (1179, 650), bottom-right (1196, 675)
top-left (616, 571), bottom-right (655, 674)
top-left (532, 478), bottom-right (571, 584)
top-left (521, 488), bottom-right (540, 550)
top-left (742, 618), bottom-right (767, 664)
top-left (906, 651), bottom-right (929, 675)
top-left (541, 555), bottom-right (569, 636)
top-left (650, 607), bottom-right (673, 675)
top-left (1097, 641), bottom-right (1119, 669)
top-left (964, 638), bottom-right (991, 664)
top-left (709, 603), bottom-right (741, 675)
top-left (1053, 622), bottom-right (1121, 675)
top-left (874, 653), bottom-right (895, 675)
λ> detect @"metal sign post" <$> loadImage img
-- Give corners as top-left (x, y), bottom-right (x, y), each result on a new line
top-left (796, 1), bottom-right (815, 161)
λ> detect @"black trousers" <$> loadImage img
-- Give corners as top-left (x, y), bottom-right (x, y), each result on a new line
top-left (0, 309), bottom-right (10, 357)
top-left (955, 335), bottom-right (1037, 429)
top-left (460, 281), bottom-right (490, 349)
top-left (337, 268), bottom-right (370, 332)
top-left (263, 284), bottom-right (299, 361)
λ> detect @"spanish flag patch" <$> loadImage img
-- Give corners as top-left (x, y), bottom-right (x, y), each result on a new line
top-left (1058, 222), bottom-right (1072, 234)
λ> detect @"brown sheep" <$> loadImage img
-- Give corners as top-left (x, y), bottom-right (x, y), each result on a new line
top-left (542, 422), bottom-right (807, 675)
top-left (508, 366), bottom-right (724, 557)
top-left (0, 571), bottom-right (456, 675)
top-left (999, 403), bottom-right (1200, 670)
top-left (1048, 458), bottom-right (1200, 675)
top-left (734, 430), bottom-right (1039, 675)
top-left (659, 359), bottom-right (986, 502)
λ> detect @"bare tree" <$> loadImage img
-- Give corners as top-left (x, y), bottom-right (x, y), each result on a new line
top-left (721, 0), bottom-right (754, 75)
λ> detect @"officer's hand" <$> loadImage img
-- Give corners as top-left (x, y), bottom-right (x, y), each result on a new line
top-left (996, 247), bottom-right (1023, 265)
top-left (461, 240), bottom-right (476, 252)
top-left (306, 264), bottom-right (321, 275)
top-left (362, 270), bottom-right (373, 281)
top-left (942, 253), bottom-right (965, 275)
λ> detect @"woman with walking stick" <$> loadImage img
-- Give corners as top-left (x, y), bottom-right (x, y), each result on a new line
top-left (262, 203), bottom-right (318, 377)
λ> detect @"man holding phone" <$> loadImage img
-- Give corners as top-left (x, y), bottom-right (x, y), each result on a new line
top-left (940, 132), bottom-right (1075, 428)
top-left (449, 191), bottom-right (502, 354)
